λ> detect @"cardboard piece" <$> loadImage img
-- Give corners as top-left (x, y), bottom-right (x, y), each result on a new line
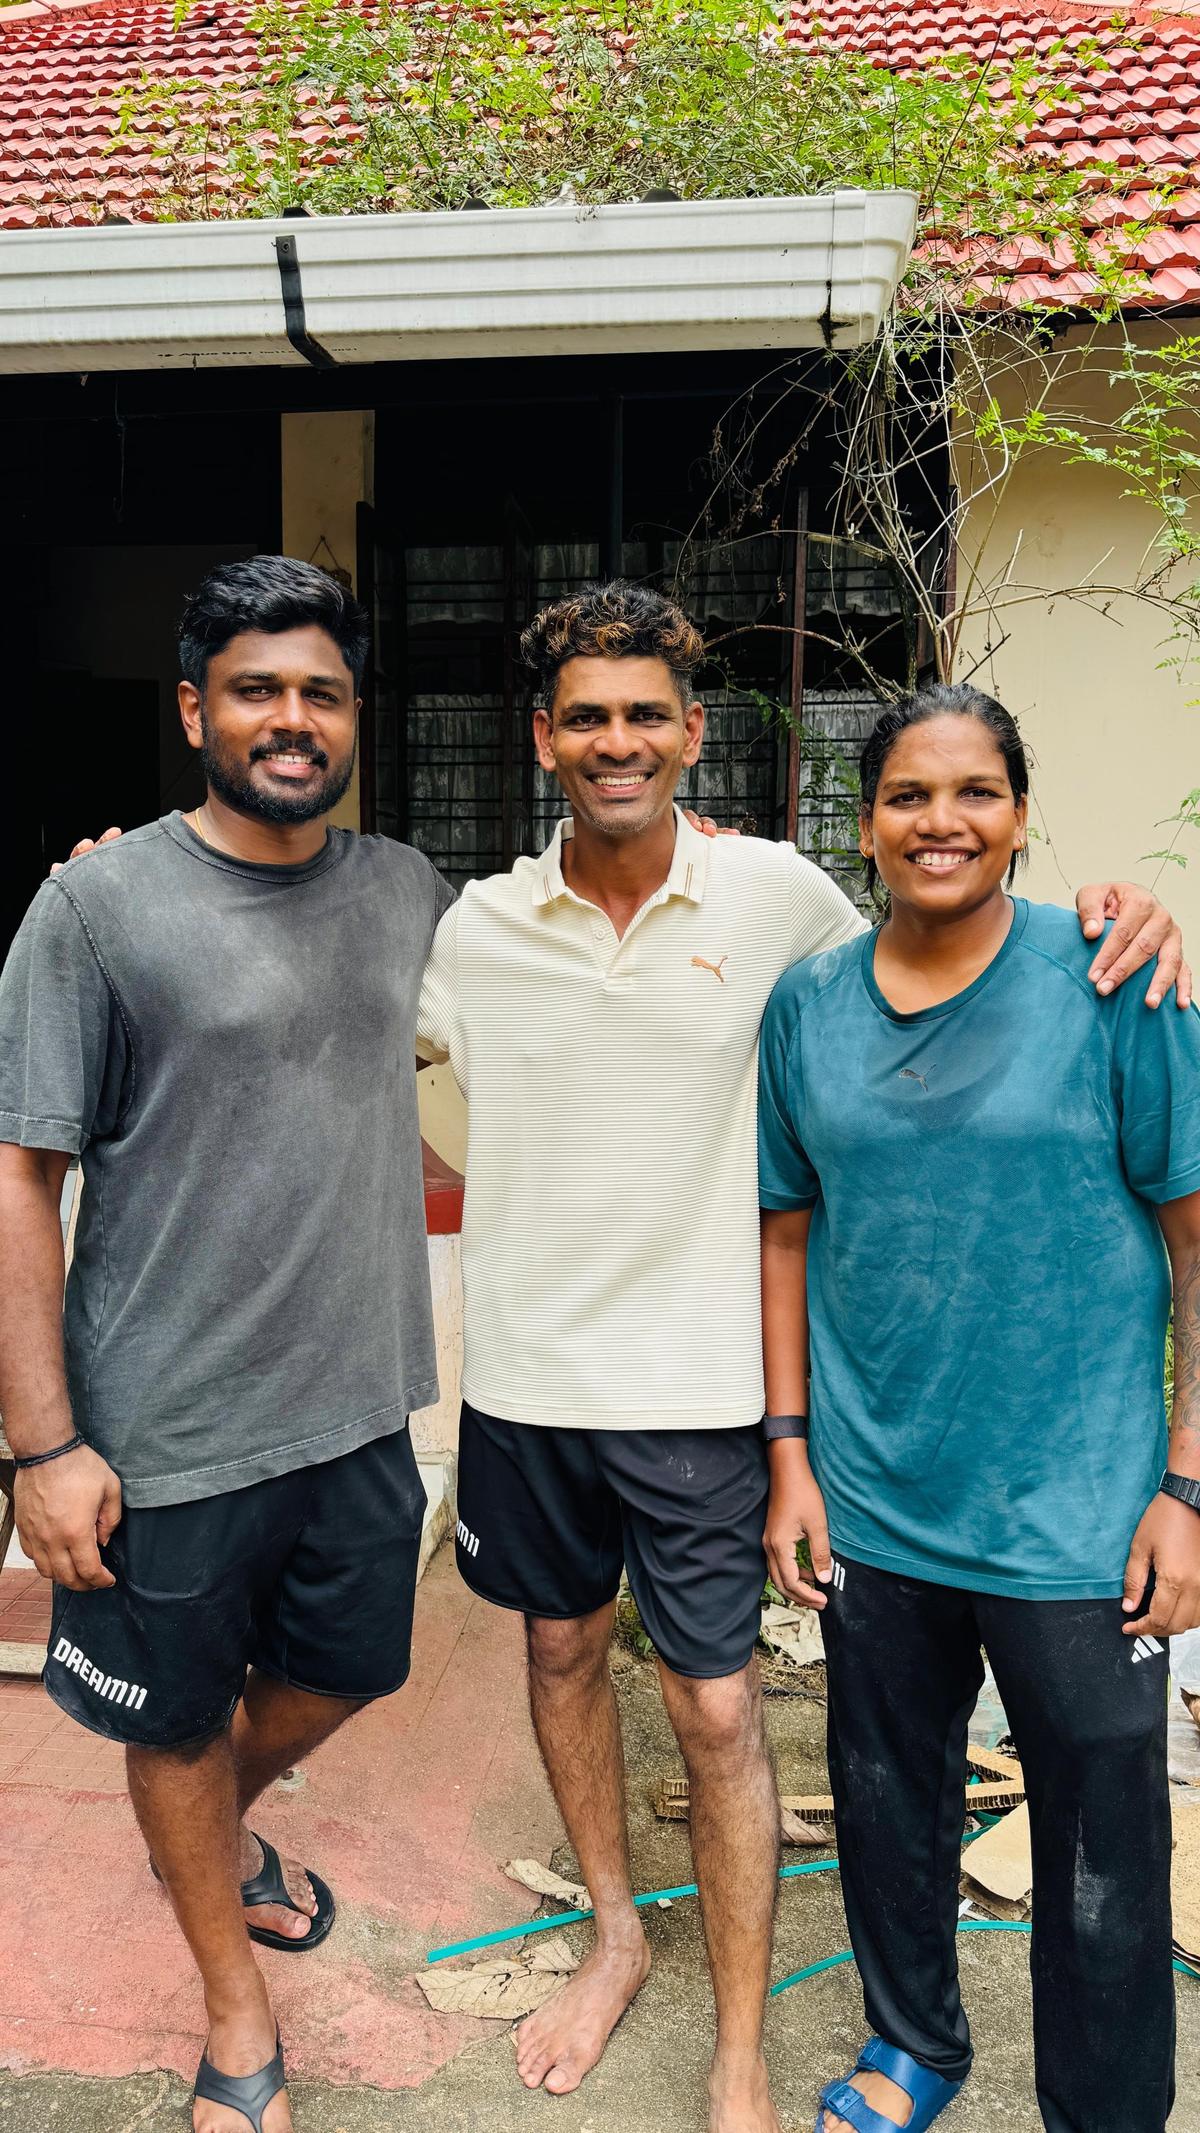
top-left (657, 1743), bottom-right (1025, 1836)
top-left (1172, 1799), bottom-right (1200, 1975)
top-left (960, 1802), bottom-right (1032, 1921)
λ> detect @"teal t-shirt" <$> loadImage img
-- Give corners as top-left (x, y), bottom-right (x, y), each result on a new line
top-left (757, 898), bottom-right (1200, 1601)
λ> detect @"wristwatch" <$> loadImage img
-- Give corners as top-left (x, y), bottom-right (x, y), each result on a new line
top-left (1160, 1472), bottom-right (1200, 1515)
top-left (763, 1414), bottom-right (809, 1443)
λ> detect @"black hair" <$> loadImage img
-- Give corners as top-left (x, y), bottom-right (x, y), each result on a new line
top-left (859, 681), bottom-right (1031, 902)
top-left (178, 555), bottom-right (371, 692)
top-left (520, 579), bottom-right (705, 710)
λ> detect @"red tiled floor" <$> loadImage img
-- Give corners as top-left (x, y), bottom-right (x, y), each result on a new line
top-left (0, 1542), bottom-right (562, 2089)
top-left (0, 1567), bottom-right (52, 1641)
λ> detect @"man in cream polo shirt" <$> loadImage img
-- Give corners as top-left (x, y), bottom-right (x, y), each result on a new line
top-left (415, 580), bottom-right (1184, 2133)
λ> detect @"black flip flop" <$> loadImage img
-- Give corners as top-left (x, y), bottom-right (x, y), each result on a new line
top-left (151, 1831), bottom-right (336, 1954)
top-left (241, 1832), bottom-right (336, 1953)
top-left (195, 2028), bottom-right (286, 2133)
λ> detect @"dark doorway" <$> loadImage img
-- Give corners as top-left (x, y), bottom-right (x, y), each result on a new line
top-left (0, 386), bottom-right (278, 954)
top-left (38, 674), bottom-right (160, 875)
top-left (367, 355), bottom-right (922, 894)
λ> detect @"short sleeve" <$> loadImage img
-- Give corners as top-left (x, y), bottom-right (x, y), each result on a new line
top-left (428, 861), bottom-right (457, 935)
top-left (417, 900), bottom-right (459, 1064)
top-left (757, 977), bottom-right (820, 1208)
top-left (1110, 986), bottom-right (1200, 1205)
top-left (778, 847), bottom-right (868, 963)
top-left (0, 880), bottom-right (125, 1154)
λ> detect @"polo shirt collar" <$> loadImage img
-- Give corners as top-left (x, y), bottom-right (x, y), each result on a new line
top-left (531, 805), bottom-right (710, 909)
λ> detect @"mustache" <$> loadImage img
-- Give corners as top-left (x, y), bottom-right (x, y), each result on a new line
top-left (250, 737), bottom-right (329, 770)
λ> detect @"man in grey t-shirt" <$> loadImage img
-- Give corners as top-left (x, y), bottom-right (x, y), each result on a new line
top-left (0, 558), bottom-right (452, 2133)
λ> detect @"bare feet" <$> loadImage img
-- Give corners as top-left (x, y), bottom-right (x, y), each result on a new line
top-left (820, 2068), bottom-right (913, 2131)
top-left (514, 1932), bottom-right (651, 2094)
top-left (238, 1829), bottom-right (316, 1943)
top-left (194, 1989), bottom-right (291, 2133)
top-left (708, 2047), bottom-right (784, 2133)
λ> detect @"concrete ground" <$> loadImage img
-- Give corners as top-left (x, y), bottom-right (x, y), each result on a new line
top-left (2, 1545), bottom-right (1199, 2133)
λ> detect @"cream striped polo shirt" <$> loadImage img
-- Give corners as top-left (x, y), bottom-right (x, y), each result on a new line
top-left (417, 808), bottom-right (867, 1432)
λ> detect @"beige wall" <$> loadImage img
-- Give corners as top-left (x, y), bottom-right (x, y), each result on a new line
top-left (409, 1233), bottom-right (464, 1460)
top-left (280, 408), bottom-right (375, 833)
top-left (955, 322), bottom-right (1199, 940)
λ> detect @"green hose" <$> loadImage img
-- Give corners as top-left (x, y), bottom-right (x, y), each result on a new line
top-left (771, 1920), bottom-right (1198, 1995)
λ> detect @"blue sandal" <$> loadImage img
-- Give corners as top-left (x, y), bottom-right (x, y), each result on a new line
top-left (816, 2036), bottom-right (964, 2133)
top-left (194, 2029), bottom-right (286, 2133)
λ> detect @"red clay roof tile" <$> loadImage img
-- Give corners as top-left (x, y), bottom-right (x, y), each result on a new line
top-left (1150, 264), bottom-right (1200, 301)
top-left (0, 0), bottom-right (1197, 310)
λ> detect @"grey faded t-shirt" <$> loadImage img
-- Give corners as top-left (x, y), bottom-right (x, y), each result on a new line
top-left (0, 813), bottom-right (454, 1508)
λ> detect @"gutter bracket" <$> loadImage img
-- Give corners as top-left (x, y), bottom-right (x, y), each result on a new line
top-left (273, 234), bottom-right (337, 369)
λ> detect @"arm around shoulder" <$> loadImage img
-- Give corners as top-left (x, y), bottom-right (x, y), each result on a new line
top-left (416, 897), bottom-right (460, 1066)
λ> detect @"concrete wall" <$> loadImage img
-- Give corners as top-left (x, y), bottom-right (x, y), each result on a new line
top-left (410, 1233), bottom-right (464, 1462)
top-left (280, 408), bottom-right (374, 834)
top-left (954, 321), bottom-right (1199, 939)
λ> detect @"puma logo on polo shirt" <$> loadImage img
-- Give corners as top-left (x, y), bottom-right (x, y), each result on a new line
top-left (691, 955), bottom-right (728, 983)
top-left (52, 1635), bottom-right (148, 1710)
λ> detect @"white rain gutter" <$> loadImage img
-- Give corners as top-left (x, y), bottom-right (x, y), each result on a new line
top-left (0, 190), bottom-right (916, 374)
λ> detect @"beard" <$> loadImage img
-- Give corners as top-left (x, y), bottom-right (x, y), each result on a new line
top-left (568, 767), bottom-right (673, 840)
top-left (200, 714), bottom-right (356, 827)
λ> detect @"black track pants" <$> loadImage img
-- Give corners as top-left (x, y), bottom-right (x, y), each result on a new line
top-left (819, 1555), bottom-right (1175, 2133)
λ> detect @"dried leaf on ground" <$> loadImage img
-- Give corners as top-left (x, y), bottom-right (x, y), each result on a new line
top-left (779, 1806), bottom-right (831, 1847)
top-left (504, 1858), bottom-right (590, 1910)
top-left (1182, 1687), bottom-right (1200, 1735)
top-left (416, 1935), bottom-right (579, 2019)
top-left (759, 1603), bottom-right (824, 1668)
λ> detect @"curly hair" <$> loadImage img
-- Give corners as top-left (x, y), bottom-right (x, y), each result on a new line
top-left (520, 580), bottom-right (706, 710)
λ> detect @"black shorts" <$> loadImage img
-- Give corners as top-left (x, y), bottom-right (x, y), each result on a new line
top-left (44, 1428), bottom-right (426, 1749)
top-left (455, 1403), bottom-right (769, 1679)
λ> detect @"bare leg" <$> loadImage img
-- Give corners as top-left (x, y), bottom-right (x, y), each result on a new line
top-left (658, 1657), bottom-right (783, 2133)
top-left (513, 1605), bottom-right (652, 2094)
top-left (225, 1667), bottom-right (365, 1941)
top-left (127, 1734), bottom-right (291, 2133)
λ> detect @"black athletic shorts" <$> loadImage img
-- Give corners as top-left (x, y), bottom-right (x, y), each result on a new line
top-left (44, 1428), bottom-right (426, 1750)
top-left (455, 1403), bottom-right (769, 1679)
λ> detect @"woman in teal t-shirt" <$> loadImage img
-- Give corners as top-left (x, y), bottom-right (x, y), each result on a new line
top-left (758, 684), bottom-right (1200, 2133)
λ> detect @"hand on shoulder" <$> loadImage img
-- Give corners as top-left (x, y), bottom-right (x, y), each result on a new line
top-left (50, 828), bottom-right (123, 877)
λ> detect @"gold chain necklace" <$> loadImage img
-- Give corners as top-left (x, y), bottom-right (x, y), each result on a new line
top-left (189, 807), bottom-right (214, 848)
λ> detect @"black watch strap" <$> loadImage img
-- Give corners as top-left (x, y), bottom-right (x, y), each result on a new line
top-left (763, 1414), bottom-right (809, 1443)
top-left (13, 1432), bottom-right (84, 1470)
top-left (1160, 1471), bottom-right (1200, 1515)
